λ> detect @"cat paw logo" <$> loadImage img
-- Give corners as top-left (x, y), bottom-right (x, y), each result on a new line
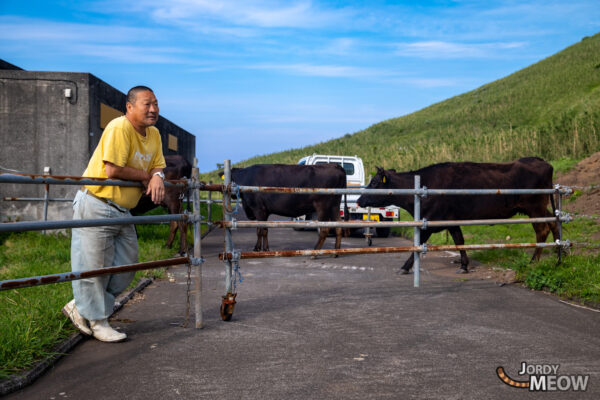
top-left (496, 363), bottom-right (589, 392)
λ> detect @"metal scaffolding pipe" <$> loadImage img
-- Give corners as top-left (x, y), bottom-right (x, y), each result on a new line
top-left (225, 184), bottom-right (571, 196)
top-left (413, 175), bottom-right (421, 288)
top-left (0, 172), bottom-right (187, 188)
top-left (0, 257), bottom-right (189, 291)
top-left (215, 216), bottom-right (562, 229)
top-left (192, 164), bottom-right (203, 329)
top-left (0, 214), bottom-right (188, 233)
top-left (3, 197), bottom-right (73, 202)
top-left (219, 241), bottom-right (567, 260)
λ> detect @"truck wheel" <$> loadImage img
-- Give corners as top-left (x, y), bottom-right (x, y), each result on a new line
top-left (376, 227), bottom-right (390, 238)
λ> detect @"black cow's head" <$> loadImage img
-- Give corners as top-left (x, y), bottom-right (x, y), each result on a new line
top-left (357, 167), bottom-right (395, 208)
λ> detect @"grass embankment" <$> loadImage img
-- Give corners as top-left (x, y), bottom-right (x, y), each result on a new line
top-left (0, 203), bottom-right (222, 380)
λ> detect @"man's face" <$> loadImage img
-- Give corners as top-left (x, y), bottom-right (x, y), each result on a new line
top-left (126, 90), bottom-right (159, 129)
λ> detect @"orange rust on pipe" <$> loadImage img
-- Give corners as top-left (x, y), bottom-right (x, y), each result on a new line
top-left (200, 184), bottom-right (225, 192)
top-left (218, 242), bottom-right (562, 260)
top-left (1, 257), bottom-right (189, 290)
top-left (6, 172), bottom-right (187, 186)
top-left (1, 278), bottom-right (40, 289)
top-left (78, 257), bottom-right (189, 279)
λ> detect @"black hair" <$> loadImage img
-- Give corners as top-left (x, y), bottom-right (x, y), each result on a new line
top-left (127, 86), bottom-right (154, 104)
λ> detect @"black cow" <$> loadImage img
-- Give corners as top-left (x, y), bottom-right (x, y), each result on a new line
top-left (132, 155), bottom-right (192, 256)
top-left (231, 164), bottom-right (346, 252)
top-left (357, 157), bottom-right (559, 273)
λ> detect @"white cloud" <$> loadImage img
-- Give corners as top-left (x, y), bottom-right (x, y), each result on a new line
top-left (247, 63), bottom-right (383, 78)
top-left (0, 16), bottom-right (190, 64)
top-left (0, 16), bottom-right (159, 42)
top-left (98, 0), bottom-right (356, 30)
top-left (395, 41), bottom-right (527, 59)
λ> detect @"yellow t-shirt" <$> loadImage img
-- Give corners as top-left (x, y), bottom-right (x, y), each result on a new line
top-left (83, 116), bottom-right (166, 209)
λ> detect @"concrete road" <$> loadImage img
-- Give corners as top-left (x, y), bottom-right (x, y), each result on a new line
top-left (7, 222), bottom-right (600, 399)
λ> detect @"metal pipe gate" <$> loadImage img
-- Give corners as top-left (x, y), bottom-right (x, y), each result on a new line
top-left (212, 159), bottom-right (572, 319)
top-left (1, 161), bottom-right (574, 324)
top-left (0, 170), bottom-right (206, 329)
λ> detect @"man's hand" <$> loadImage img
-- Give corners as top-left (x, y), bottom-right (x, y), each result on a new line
top-left (104, 161), bottom-right (165, 204)
top-left (146, 173), bottom-right (165, 204)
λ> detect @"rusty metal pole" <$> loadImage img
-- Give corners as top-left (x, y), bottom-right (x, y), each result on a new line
top-left (556, 185), bottom-right (563, 264)
top-left (221, 160), bottom-right (236, 320)
top-left (208, 180), bottom-right (213, 228)
top-left (192, 160), bottom-right (203, 328)
top-left (42, 167), bottom-right (50, 234)
top-left (413, 175), bottom-right (421, 288)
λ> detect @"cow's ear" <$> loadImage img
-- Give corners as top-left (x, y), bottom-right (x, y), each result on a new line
top-left (382, 170), bottom-right (392, 184)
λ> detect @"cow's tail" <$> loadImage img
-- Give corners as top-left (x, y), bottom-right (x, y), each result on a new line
top-left (550, 189), bottom-right (556, 217)
top-left (186, 186), bottom-right (192, 212)
top-left (343, 194), bottom-right (350, 237)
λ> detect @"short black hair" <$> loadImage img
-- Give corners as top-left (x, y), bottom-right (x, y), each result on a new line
top-left (127, 86), bottom-right (154, 104)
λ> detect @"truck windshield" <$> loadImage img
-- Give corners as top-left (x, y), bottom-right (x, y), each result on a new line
top-left (315, 161), bottom-right (355, 176)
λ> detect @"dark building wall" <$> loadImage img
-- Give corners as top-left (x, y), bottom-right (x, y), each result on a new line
top-left (1, 69), bottom-right (196, 221)
top-left (0, 59), bottom-right (23, 70)
top-left (0, 70), bottom-right (91, 221)
top-left (88, 75), bottom-right (195, 165)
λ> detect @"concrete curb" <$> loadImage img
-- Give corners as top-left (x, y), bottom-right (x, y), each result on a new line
top-left (0, 278), bottom-right (154, 396)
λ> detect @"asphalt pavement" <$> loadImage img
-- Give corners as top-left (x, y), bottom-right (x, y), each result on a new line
top-left (6, 221), bottom-right (600, 399)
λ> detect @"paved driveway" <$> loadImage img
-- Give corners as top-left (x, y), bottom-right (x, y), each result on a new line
top-left (8, 223), bottom-right (600, 399)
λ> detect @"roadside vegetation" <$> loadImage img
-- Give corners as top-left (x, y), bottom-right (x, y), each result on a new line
top-left (0, 203), bottom-right (221, 380)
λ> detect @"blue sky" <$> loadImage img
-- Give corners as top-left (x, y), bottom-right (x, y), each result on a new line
top-left (1, 1), bottom-right (599, 172)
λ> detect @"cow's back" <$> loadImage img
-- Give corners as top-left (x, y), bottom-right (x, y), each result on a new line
top-left (416, 157), bottom-right (553, 220)
top-left (232, 164), bottom-right (346, 219)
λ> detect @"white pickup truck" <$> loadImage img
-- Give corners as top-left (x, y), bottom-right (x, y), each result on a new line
top-left (297, 154), bottom-right (399, 237)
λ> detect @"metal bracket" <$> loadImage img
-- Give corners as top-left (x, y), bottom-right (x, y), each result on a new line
top-left (189, 257), bottom-right (205, 266)
top-left (554, 183), bottom-right (573, 195)
top-left (420, 243), bottom-right (428, 255)
top-left (420, 186), bottom-right (428, 198)
top-left (556, 239), bottom-right (572, 250)
top-left (228, 182), bottom-right (239, 195)
top-left (230, 218), bottom-right (238, 230)
top-left (231, 250), bottom-right (242, 262)
top-left (186, 212), bottom-right (203, 223)
top-left (555, 210), bottom-right (573, 224)
top-left (421, 218), bottom-right (428, 230)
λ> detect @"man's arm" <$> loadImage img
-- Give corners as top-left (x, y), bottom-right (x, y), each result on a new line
top-left (104, 161), bottom-right (165, 204)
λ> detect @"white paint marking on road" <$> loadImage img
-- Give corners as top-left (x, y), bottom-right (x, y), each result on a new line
top-left (559, 300), bottom-right (600, 313)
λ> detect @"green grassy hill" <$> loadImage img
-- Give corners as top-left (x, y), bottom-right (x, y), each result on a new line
top-left (205, 32), bottom-right (600, 179)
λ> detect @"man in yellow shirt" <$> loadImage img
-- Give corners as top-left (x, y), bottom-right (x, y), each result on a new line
top-left (63, 86), bottom-right (166, 342)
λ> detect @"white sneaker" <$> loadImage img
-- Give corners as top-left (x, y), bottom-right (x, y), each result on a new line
top-left (62, 299), bottom-right (92, 336)
top-left (89, 319), bottom-right (127, 342)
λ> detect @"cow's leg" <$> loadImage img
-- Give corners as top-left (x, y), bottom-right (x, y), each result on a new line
top-left (333, 210), bottom-right (343, 251)
top-left (166, 221), bottom-right (177, 248)
top-left (448, 227), bottom-right (469, 273)
top-left (400, 230), bottom-right (433, 274)
top-left (314, 227), bottom-right (329, 250)
top-left (531, 222), bottom-right (551, 261)
top-left (254, 227), bottom-right (263, 251)
top-left (528, 205), bottom-right (557, 261)
top-left (178, 220), bottom-right (188, 256)
top-left (334, 227), bottom-right (342, 250)
top-left (262, 227), bottom-right (269, 251)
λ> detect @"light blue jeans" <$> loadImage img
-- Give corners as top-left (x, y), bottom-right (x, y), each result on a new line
top-left (71, 190), bottom-right (137, 321)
